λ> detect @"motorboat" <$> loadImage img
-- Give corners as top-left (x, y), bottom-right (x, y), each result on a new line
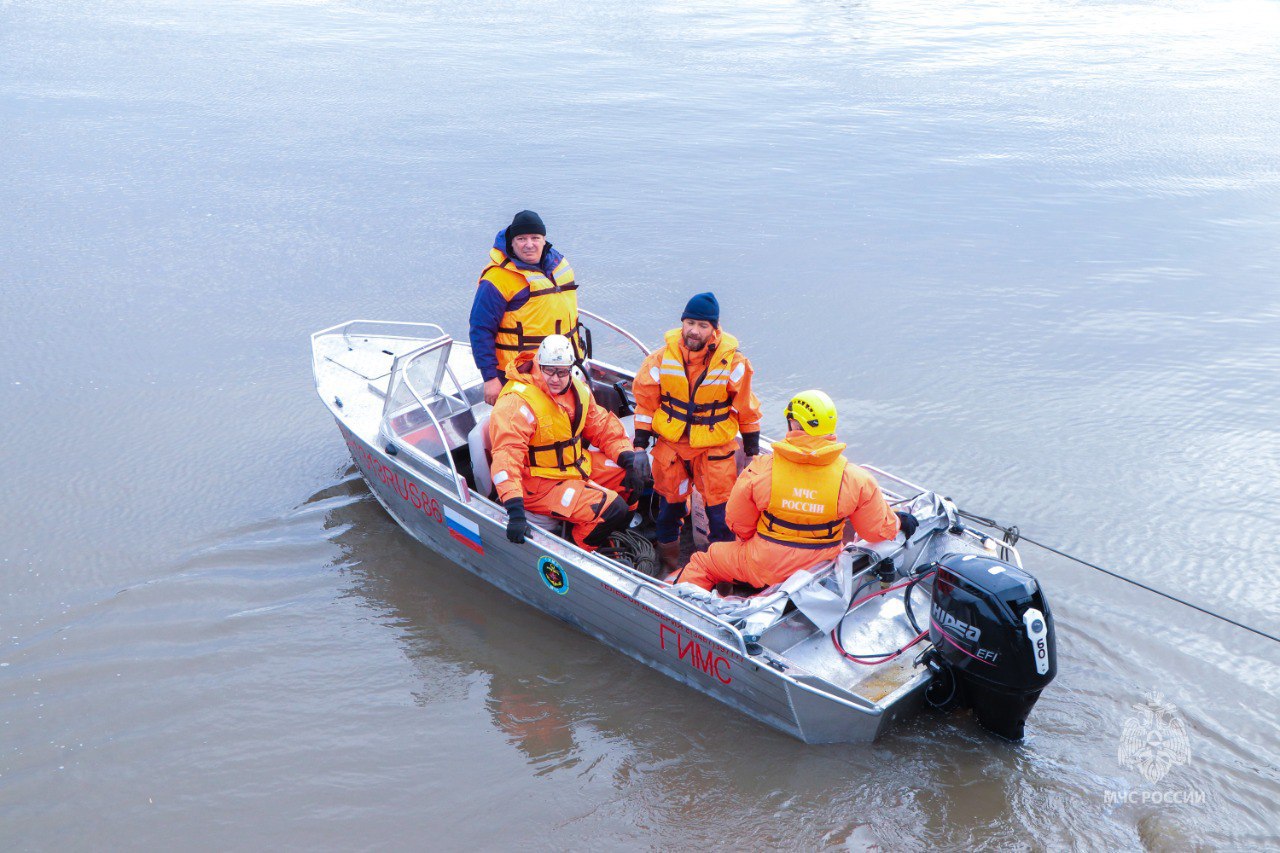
top-left (310, 312), bottom-right (1057, 743)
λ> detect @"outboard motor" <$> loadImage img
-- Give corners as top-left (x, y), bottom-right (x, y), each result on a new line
top-left (926, 552), bottom-right (1056, 740)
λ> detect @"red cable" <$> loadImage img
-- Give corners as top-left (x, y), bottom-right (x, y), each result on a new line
top-left (833, 629), bottom-right (928, 666)
top-left (831, 570), bottom-right (936, 666)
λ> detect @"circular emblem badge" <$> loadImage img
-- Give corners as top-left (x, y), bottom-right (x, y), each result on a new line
top-left (538, 556), bottom-right (569, 595)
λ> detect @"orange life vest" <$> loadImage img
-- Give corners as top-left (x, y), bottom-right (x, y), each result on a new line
top-left (480, 248), bottom-right (580, 373)
top-left (651, 328), bottom-right (741, 448)
top-left (757, 437), bottom-right (848, 549)
top-left (497, 374), bottom-right (593, 481)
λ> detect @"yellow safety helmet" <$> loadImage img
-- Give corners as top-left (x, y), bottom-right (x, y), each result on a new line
top-left (785, 389), bottom-right (837, 436)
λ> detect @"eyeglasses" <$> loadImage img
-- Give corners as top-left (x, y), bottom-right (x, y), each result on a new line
top-left (542, 366), bottom-right (571, 379)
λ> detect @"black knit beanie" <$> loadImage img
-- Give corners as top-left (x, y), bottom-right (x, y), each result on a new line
top-left (507, 210), bottom-right (546, 239)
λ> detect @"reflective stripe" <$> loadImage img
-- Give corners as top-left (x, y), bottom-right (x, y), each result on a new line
top-left (730, 363), bottom-right (745, 383)
top-left (649, 366), bottom-right (660, 381)
top-left (635, 414), bottom-right (653, 424)
top-left (493, 471), bottom-right (509, 484)
top-left (521, 406), bottom-right (535, 423)
top-left (561, 488), bottom-right (576, 507)
top-left (604, 459), bottom-right (619, 468)
top-left (650, 328), bottom-right (743, 448)
top-left (678, 479), bottom-right (690, 496)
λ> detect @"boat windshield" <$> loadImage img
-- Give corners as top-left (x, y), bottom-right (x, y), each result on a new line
top-left (382, 335), bottom-right (473, 457)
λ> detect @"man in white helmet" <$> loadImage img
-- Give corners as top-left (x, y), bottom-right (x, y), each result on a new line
top-left (488, 335), bottom-right (652, 550)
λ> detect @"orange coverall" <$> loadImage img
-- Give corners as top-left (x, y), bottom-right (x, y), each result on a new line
top-left (679, 431), bottom-right (900, 590)
top-left (490, 358), bottom-right (633, 549)
top-left (631, 327), bottom-right (762, 507)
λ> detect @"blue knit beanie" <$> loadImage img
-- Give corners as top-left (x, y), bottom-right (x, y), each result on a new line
top-left (681, 291), bottom-right (720, 325)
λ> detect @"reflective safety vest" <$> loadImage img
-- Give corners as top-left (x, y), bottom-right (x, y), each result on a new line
top-left (481, 248), bottom-right (580, 373)
top-left (497, 375), bottom-right (593, 481)
top-left (651, 328), bottom-right (741, 448)
top-left (757, 445), bottom-right (848, 549)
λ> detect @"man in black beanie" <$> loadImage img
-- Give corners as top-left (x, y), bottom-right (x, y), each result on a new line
top-left (630, 292), bottom-right (763, 572)
top-left (469, 210), bottom-right (582, 405)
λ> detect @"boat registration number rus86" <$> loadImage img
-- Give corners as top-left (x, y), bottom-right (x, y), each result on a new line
top-left (311, 314), bottom-right (1056, 744)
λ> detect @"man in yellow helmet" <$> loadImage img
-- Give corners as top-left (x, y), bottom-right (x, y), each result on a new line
top-left (631, 292), bottom-right (763, 572)
top-left (470, 210), bottom-right (581, 405)
top-left (677, 390), bottom-right (917, 591)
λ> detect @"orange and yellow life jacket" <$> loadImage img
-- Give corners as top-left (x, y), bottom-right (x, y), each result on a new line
top-left (651, 328), bottom-right (741, 448)
top-left (757, 437), bottom-right (848, 549)
top-left (480, 248), bottom-right (580, 373)
top-left (497, 374), bottom-right (593, 481)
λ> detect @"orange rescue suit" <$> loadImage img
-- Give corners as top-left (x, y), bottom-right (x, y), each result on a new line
top-left (678, 432), bottom-right (901, 590)
top-left (480, 247), bottom-right (579, 374)
top-left (488, 355), bottom-right (633, 549)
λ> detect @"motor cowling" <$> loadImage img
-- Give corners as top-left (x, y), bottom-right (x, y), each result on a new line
top-left (928, 552), bottom-right (1056, 740)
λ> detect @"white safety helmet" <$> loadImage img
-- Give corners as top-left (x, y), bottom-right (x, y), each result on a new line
top-left (536, 334), bottom-right (576, 368)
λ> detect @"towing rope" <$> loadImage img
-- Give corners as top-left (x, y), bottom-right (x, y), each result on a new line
top-left (956, 509), bottom-right (1280, 645)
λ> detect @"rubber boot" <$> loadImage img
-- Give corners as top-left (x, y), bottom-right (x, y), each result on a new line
top-left (657, 540), bottom-right (683, 575)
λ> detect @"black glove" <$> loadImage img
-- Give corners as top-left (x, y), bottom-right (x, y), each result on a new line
top-left (633, 428), bottom-right (654, 451)
top-left (742, 431), bottom-right (760, 456)
top-left (895, 511), bottom-right (919, 542)
top-left (617, 451), bottom-right (653, 497)
top-left (504, 497), bottom-right (529, 544)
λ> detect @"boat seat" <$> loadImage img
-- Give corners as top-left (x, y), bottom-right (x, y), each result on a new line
top-left (467, 413), bottom-right (558, 532)
top-left (590, 379), bottom-right (633, 418)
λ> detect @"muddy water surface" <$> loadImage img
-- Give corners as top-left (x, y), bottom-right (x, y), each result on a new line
top-left (3, 0), bottom-right (1279, 848)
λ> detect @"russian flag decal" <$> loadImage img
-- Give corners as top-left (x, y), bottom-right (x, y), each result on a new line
top-left (444, 506), bottom-right (483, 555)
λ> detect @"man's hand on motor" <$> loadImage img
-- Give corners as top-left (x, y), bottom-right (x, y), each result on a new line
top-left (484, 378), bottom-right (502, 405)
top-left (504, 497), bottom-right (530, 543)
top-left (895, 511), bottom-right (919, 541)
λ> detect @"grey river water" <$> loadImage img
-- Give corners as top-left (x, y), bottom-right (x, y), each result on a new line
top-left (3, 0), bottom-right (1279, 849)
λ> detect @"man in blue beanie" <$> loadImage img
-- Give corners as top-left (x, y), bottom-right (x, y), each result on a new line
top-left (469, 210), bottom-right (582, 405)
top-left (631, 292), bottom-right (763, 572)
